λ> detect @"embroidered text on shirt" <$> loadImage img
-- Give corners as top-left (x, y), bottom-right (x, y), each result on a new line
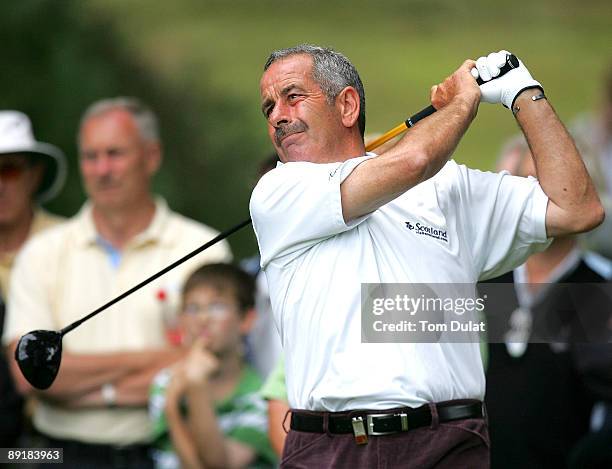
top-left (405, 221), bottom-right (448, 242)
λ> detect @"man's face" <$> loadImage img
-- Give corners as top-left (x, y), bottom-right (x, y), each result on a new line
top-left (260, 54), bottom-right (345, 163)
top-left (79, 109), bottom-right (160, 211)
top-left (0, 154), bottom-right (43, 227)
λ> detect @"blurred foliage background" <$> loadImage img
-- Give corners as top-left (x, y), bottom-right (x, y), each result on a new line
top-left (1, 0), bottom-right (610, 259)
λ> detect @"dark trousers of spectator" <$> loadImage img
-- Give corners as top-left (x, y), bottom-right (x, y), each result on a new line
top-left (281, 404), bottom-right (489, 468)
top-left (0, 372), bottom-right (23, 448)
top-left (37, 434), bottom-right (154, 469)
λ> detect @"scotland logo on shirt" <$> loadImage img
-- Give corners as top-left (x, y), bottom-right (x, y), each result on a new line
top-left (405, 221), bottom-right (448, 242)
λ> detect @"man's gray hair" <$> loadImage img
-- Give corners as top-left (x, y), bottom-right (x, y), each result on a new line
top-left (79, 97), bottom-right (160, 142)
top-left (264, 44), bottom-right (366, 137)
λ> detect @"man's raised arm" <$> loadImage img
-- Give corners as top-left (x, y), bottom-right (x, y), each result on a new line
top-left (515, 89), bottom-right (604, 236)
top-left (475, 50), bottom-right (604, 237)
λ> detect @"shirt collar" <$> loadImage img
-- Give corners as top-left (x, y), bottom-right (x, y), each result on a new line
top-left (74, 197), bottom-right (171, 249)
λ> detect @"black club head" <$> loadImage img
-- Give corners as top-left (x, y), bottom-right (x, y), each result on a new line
top-left (15, 330), bottom-right (62, 390)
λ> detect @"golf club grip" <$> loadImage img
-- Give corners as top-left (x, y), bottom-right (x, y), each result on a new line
top-left (405, 105), bottom-right (436, 128)
top-left (475, 53), bottom-right (519, 85)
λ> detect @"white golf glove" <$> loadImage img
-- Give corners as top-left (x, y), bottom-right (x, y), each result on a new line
top-left (472, 50), bottom-right (543, 109)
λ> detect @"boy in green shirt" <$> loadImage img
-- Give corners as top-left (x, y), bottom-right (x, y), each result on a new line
top-left (149, 263), bottom-right (276, 469)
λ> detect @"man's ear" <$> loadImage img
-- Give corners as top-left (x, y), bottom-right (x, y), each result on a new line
top-left (145, 142), bottom-right (162, 175)
top-left (240, 308), bottom-right (258, 335)
top-left (336, 86), bottom-right (361, 129)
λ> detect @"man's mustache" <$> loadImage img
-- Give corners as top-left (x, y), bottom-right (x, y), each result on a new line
top-left (275, 121), bottom-right (308, 147)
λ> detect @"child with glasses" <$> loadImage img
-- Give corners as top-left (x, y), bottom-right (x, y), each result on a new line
top-left (148, 263), bottom-right (276, 469)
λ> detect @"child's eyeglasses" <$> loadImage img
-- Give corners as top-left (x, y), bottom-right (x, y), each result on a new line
top-left (182, 302), bottom-right (235, 319)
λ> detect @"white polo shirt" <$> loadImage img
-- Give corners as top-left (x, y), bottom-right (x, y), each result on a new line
top-left (250, 155), bottom-right (550, 411)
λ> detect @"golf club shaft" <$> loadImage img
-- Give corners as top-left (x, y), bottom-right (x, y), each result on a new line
top-left (364, 106), bottom-right (436, 151)
top-left (59, 54), bottom-right (520, 336)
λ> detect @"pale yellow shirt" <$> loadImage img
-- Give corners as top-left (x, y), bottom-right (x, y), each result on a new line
top-left (0, 209), bottom-right (64, 297)
top-left (3, 198), bottom-right (231, 444)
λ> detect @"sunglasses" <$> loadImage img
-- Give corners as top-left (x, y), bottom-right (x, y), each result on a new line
top-left (0, 160), bottom-right (31, 181)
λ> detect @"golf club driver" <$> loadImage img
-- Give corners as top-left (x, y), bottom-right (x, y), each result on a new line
top-left (15, 53), bottom-right (519, 390)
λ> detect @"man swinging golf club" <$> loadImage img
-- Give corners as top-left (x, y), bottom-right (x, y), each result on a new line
top-left (251, 45), bottom-right (604, 467)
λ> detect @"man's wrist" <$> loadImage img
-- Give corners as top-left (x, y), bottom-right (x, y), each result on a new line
top-left (511, 87), bottom-right (547, 117)
top-left (452, 92), bottom-right (480, 118)
top-left (511, 86), bottom-right (545, 113)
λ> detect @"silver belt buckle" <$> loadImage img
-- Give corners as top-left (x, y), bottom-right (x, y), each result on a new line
top-left (366, 412), bottom-right (408, 436)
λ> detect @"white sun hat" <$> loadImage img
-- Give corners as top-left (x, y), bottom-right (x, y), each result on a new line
top-left (0, 110), bottom-right (67, 203)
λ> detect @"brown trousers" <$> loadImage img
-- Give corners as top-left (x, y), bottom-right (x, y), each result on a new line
top-left (281, 403), bottom-right (490, 469)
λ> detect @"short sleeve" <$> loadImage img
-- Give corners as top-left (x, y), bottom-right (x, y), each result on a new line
top-left (2, 236), bottom-right (57, 346)
top-left (453, 164), bottom-right (551, 280)
top-left (249, 155), bottom-right (374, 269)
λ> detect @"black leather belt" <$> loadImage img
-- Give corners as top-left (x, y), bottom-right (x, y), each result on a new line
top-left (291, 401), bottom-right (484, 436)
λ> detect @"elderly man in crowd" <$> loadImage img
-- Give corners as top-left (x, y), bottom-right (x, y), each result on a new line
top-left (250, 44), bottom-right (603, 467)
top-left (3, 98), bottom-right (231, 468)
top-left (0, 110), bottom-right (66, 447)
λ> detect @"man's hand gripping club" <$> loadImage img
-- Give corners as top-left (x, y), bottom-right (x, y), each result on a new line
top-left (472, 49), bottom-right (543, 110)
